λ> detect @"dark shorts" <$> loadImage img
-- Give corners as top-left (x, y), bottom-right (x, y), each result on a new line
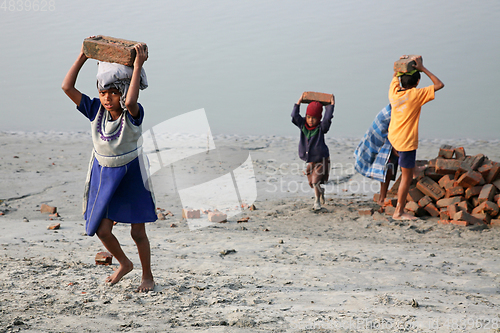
top-left (386, 149), bottom-right (399, 181)
top-left (398, 150), bottom-right (417, 169)
top-left (306, 158), bottom-right (330, 187)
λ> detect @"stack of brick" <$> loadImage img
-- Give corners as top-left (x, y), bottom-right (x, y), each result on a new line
top-left (382, 145), bottom-right (500, 227)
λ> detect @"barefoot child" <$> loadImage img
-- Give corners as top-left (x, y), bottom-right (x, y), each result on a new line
top-left (62, 42), bottom-right (157, 292)
top-left (388, 55), bottom-right (444, 220)
top-left (291, 93), bottom-right (335, 210)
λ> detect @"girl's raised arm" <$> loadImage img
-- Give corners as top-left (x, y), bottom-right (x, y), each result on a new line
top-left (62, 45), bottom-right (88, 106)
top-left (125, 44), bottom-right (148, 117)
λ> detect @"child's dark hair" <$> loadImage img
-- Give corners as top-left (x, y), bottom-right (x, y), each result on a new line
top-left (400, 71), bottom-right (421, 89)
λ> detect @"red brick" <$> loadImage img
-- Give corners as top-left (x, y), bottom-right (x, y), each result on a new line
top-left (436, 196), bottom-right (463, 209)
top-left (465, 186), bottom-right (483, 199)
top-left (456, 171), bottom-right (483, 188)
top-left (445, 186), bottom-right (464, 198)
top-left (472, 201), bottom-right (499, 217)
top-left (182, 209), bottom-right (201, 219)
top-left (416, 160), bottom-right (428, 167)
top-left (486, 165), bottom-right (500, 184)
top-left (428, 158), bottom-right (438, 168)
top-left (358, 208), bottom-right (373, 216)
top-left (416, 177), bottom-right (445, 201)
top-left (40, 204), bottom-right (57, 214)
top-left (453, 210), bottom-right (485, 225)
top-left (454, 147), bottom-right (466, 160)
top-left (438, 145), bottom-right (455, 159)
top-left (477, 162), bottom-right (493, 179)
top-left (83, 35), bottom-right (146, 67)
top-left (384, 198), bottom-right (398, 207)
top-left (478, 184), bottom-right (497, 204)
top-left (405, 201), bottom-right (420, 213)
top-left (387, 176), bottom-right (402, 197)
top-left (413, 168), bottom-right (426, 181)
top-left (95, 252), bottom-right (113, 265)
top-left (471, 154), bottom-right (487, 170)
top-left (438, 219), bottom-right (451, 224)
top-left (436, 158), bottom-right (461, 174)
top-left (471, 196), bottom-right (480, 207)
top-left (493, 179), bottom-right (500, 191)
top-left (404, 210), bottom-right (417, 217)
top-left (472, 213), bottom-right (492, 224)
top-left (450, 220), bottom-right (469, 226)
top-left (301, 91), bottom-right (334, 105)
top-left (407, 187), bottom-right (425, 202)
top-left (424, 167), bottom-right (442, 181)
top-left (373, 193), bottom-right (380, 203)
top-left (479, 177), bottom-right (486, 186)
top-left (394, 55), bottom-right (420, 73)
top-left (457, 200), bottom-right (471, 213)
top-left (47, 223), bottom-right (60, 230)
top-left (447, 203), bottom-right (460, 217)
top-left (418, 195), bottom-right (433, 208)
top-left (438, 174), bottom-right (455, 188)
top-left (439, 210), bottom-right (450, 220)
top-left (208, 211), bottom-right (227, 222)
top-left (424, 203), bottom-right (440, 217)
top-left (157, 212), bottom-right (166, 220)
top-left (494, 194), bottom-right (500, 202)
top-left (414, 160), bottom-right (428, 180)
top-left (459, 154), bottom-right (485, 173)
top-left (490, 219), bottom-right (500, 227)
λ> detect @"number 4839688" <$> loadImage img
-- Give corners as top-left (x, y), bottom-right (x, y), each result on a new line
top-left (1, 0), bottom-right (55, 11)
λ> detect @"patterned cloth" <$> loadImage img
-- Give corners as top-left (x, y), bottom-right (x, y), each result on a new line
top-left (353, 104), bottom-right (393, 183)
top-left (96, 61), bottom-right (148, 109)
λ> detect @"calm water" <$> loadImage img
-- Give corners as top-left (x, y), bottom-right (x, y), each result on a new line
top-left (1, 0), bottom-right (499, 139)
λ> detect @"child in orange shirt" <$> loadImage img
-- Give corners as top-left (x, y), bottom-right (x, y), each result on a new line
top-left (388, 55), bottom-right (444, 220)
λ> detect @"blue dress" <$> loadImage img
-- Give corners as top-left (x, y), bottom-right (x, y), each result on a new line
top-left (78, 94), bottom-right (157, 236)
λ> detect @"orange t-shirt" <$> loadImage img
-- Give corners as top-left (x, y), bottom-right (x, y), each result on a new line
top-left (388, 77), bottom-right (435, 151)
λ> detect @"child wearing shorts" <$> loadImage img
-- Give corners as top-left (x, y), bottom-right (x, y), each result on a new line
top-left (291, 93), bottom-right (335, 210)
top-left (388, 55), bottom-right (444, 220)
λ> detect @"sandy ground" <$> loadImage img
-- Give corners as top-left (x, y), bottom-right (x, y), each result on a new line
top-left (1, 131), bottom-right (500, 332)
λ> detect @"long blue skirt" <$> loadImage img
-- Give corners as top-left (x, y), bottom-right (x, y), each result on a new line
top-left (84, 156), bottom-right (157, 236)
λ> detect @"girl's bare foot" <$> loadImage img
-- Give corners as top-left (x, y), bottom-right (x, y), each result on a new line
top-left (392, 212), bottom-right (418, 220)
top-left (105, 260), bottom-right (133, 285)
top-left (136, 278), bottom-right (155, 293)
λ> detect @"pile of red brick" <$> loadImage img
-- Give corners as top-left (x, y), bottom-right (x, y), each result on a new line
top-left (182, 208), bottom-right (228, 223)
top-left (382, 145), bottom-right (500, 226)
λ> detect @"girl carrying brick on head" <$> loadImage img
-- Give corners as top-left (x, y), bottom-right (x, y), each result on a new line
top-left (62, 41), bottom-right (157, 292)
